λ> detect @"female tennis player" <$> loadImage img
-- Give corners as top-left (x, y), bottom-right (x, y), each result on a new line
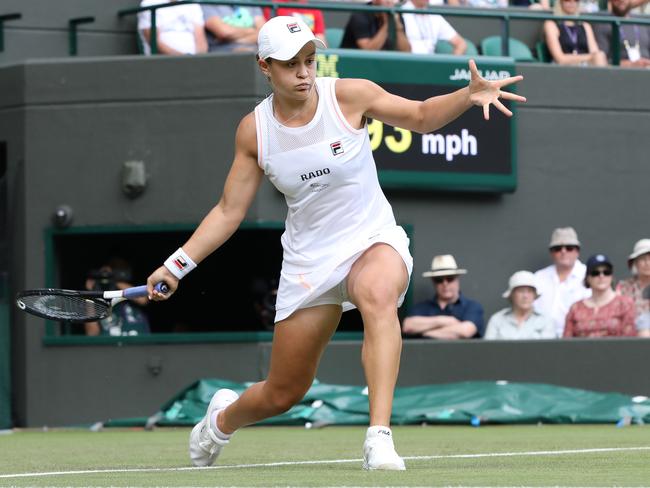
top-left (147, 15), bottom-right (525, 470)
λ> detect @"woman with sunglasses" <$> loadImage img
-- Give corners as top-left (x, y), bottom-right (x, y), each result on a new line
top-left (543, 0), bottom-right (607, 66)
top-left (563, 254), bottom-right (636, 338)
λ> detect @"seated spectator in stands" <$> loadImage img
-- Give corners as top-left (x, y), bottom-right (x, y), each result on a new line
top-left (534, 227), bottom-right (591, 337)
top-left (402, 254), bottom-right (484, 339)
top-left (485, 271), bottom-right (556, 340)
top-left (447, 0), bottom-right (509, 8)
top-left (638, 285), bottom-right (650, 337)
top-left (564, 254), bottom-right (637, 337)
top-left (401, 0), bottom-right (467, 55)
top-left (202, 3), bottom-right (265, 53)
top-left (510, 0), bottom-right (551, 9)
top-left (84, 258), bottom-right (151, 337)
top-left (340, 0), bottom-right (411, 52)
top-left (138, 0), bottom-right (207, 55)
top-left (616, 239), bottom-right (650, 333)
top-left (594, 0), bottom-right (650, 68)
top-left (263, 0), bottom-right (327, 46)
top-left (543, 0), bottom-right (607, 66)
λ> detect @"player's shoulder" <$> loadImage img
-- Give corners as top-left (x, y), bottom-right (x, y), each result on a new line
top-left (335, 78), bottom-right (381, 102)
top-left (235, 111), bottom-right (258, 154)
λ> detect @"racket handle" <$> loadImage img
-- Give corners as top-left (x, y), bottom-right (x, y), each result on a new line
top-left (123, 282), bottom-right (169, 299)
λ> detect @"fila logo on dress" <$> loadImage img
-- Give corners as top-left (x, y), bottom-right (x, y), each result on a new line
top-left (330, 141), bottom-right (344, 156)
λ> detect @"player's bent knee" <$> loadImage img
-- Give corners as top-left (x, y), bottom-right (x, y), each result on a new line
top-left (264, 384), bottom-right (308, 414)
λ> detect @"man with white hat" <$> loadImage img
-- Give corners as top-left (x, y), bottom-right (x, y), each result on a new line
top-left (484, 271), bottom-right (555, 340)
top-left (402, 254), bottom-right (484, 339)
top-left (533, 227), bottom-right (591, 337)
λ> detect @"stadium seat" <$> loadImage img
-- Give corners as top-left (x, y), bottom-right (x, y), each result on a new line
top-left (435, 38), bottom-right (479, 56)
top-left (480, 35), bottom-right (535, 62)
top-left (325, 27), bottom-right (344, 49)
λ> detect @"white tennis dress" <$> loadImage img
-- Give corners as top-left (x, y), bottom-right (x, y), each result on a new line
top-left (254, 77), bottom-right (413, 322)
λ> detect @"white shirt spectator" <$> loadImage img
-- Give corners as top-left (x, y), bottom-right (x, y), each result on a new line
top-left (402, 1), bottom-right (459, 54)
top-left (534, 260), bottom-right (591, 337)
top-left (138, 0), bottom-right (205, 55)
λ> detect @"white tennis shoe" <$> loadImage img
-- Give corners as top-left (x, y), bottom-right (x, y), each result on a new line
top-left (189, 388), bottom-right (239, 467)
top-left (362, 426), bottom-right (406, 470)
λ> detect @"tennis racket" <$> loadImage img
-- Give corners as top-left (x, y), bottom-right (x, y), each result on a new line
top-left (15, 283), bottom-right (168, 322)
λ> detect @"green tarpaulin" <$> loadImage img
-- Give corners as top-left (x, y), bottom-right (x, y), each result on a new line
top-left (106, 379), bottom-right (650, 428)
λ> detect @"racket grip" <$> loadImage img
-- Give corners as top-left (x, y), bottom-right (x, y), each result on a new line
top-left (123, 282), bottom-right (169, 298)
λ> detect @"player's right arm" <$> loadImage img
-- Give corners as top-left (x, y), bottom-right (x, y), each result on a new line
top-left (147, 112), bottom-right (263, 299)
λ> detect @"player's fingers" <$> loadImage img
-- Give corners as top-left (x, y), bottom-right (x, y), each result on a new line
top-left (483, 103), bottom-right (490, 120)
top-left (496, 75), bottom-right (523, 88)
top-left (494, 99), bottom-right (512, 117)
top-left (500, 91), bottom-right (527, 103)
top-left (468, 58), bottom-right (480, 78)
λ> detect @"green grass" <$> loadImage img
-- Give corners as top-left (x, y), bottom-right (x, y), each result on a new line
top-left (1, 425), bottom-right (649, 486)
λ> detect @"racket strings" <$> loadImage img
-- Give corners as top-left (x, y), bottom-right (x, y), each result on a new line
top-left (17, 294), bottom-right (110, 321)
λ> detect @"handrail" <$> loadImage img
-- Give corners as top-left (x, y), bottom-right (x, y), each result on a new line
top-left (68, 16), bottom-right (95, 56)
top-left (0, 13), bottom-right (22, 53)
top-left (117, 1), bottom-right (650, 65)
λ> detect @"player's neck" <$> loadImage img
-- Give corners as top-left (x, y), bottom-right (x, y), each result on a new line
top-left (272, 86), bottom-right (318, 127)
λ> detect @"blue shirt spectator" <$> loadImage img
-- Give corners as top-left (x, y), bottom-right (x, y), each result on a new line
top-left (402, 254), bottom-right (485, 339)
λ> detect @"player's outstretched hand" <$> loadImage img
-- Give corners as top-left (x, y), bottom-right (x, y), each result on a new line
top-left (147, 266), bottom-right (178, 301)
top-left (467, 59), bottom-right (526, 120)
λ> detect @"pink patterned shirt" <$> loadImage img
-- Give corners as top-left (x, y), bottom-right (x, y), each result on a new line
top-left (563, 295), bottom-right (637, 338)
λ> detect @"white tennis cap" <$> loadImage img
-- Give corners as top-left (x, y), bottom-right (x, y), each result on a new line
top-left (258, 16), bottom-right (326, 61)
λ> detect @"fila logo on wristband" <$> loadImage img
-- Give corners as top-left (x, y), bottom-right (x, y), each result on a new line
top-left (164, 248), bottom-right (197, 280)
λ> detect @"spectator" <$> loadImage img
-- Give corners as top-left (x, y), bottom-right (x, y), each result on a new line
top-left (543, 0), bottom-right (607, 66)
top-left (616, 239), bottom-right (650, 330)
top-left (402, 254), bottom-right (484, 339)
top-left (263, 0), bottom-right (327, 46)
top-left (340, 0), bottom-right (411, 52)
top-left (401, 0), bottom-right (467, 55)
top-left (447, 0), bottom-right (509, 8)
top-left (485, 271), bottom-right (556, 340)
top-left (594, 0), bottom-right (650, 68)
top-left (202, 2), bottom-right (265, 53)
top-left (638, 285), bottom-right (650, 337)
top-left (84, 258), bottom-right (151, 337)
top-left (564, 254), bottom-right (637, 337)
top-left (510, 0), bottom-right (552, 9)
top-left (534, 227), bottom-right (591, 337)
top-left (137, 0), bottom-right (207, 55)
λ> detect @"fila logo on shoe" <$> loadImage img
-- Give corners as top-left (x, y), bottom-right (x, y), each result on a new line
top-left (378, 429), bottom-right (391, 437)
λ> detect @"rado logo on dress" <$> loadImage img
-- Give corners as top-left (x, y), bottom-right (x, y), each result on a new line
top-left (300, 168), bottom-right (331, 181)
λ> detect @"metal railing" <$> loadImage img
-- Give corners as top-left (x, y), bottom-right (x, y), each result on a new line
top-left (68, 16), bottom-right (95, 56)
top-left (117, 0), bottom-right (650, 66)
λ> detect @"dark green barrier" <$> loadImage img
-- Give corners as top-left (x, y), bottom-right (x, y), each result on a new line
top-left (0, 272), bottom-right (10, 428)
top-left (318, 50), bottom-right (516, 192)
top-left (106, 378), bottom-right (650, 427)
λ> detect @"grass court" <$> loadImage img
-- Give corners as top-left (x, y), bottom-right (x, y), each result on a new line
top-left (1, 424), bottom-right (649, 487)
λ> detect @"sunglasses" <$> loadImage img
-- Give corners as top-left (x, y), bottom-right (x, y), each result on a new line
top-left (433, 276), bottom-right (458, 284)
top-left (588, 268), bottom-right (613, 277)
top-left (550, 245), bottom-right (579, 253)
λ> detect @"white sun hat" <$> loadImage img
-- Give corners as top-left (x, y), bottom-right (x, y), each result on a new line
top-left (628, 238), bottom-right (650, 266)
top-left (502, 270), bottom-right (540, 299)
top-left (258, 16), bottom-right (326, 61)
top-left (422, 254), bottom-right (467, 278)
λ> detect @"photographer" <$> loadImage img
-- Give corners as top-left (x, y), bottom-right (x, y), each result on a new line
top-left (84, 258), bottom-right (151, 336)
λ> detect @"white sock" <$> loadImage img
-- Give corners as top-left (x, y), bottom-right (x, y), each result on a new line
top-left (210, 409), bottom-right (232, 441)
top-left (367, 425), bottom-right (392, 438)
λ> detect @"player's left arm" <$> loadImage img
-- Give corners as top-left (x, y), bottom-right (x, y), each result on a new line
top-left (337, 59), bottom-right (526, 134)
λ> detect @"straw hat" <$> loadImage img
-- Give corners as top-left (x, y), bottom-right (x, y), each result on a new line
top-left (422, 254), bottom-right (467, 278)
top-left (502, 270), bottom-right (539, 299)
top-left (548, 227), bottom-right (580, 248)
top-left (628, 239), bottom-right (650, 267)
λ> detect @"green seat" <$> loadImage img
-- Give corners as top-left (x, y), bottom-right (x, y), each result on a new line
top-left (435, 38), bottom-right (479, 56)
top-left (480, 35), bottom-right (535, 62)
top-left (535, 40), bottom-right (551, 63)
top-left (325, 27), bottom-right (344, 49)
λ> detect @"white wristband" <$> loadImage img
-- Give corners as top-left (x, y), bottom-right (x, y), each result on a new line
top-left (164, 247), bottom-right (197, 280)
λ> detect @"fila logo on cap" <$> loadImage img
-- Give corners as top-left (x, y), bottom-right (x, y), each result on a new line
top-left (330, 141), bottom-right (344, 156)
top-left (287, 22), bottom-right (301, 33)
